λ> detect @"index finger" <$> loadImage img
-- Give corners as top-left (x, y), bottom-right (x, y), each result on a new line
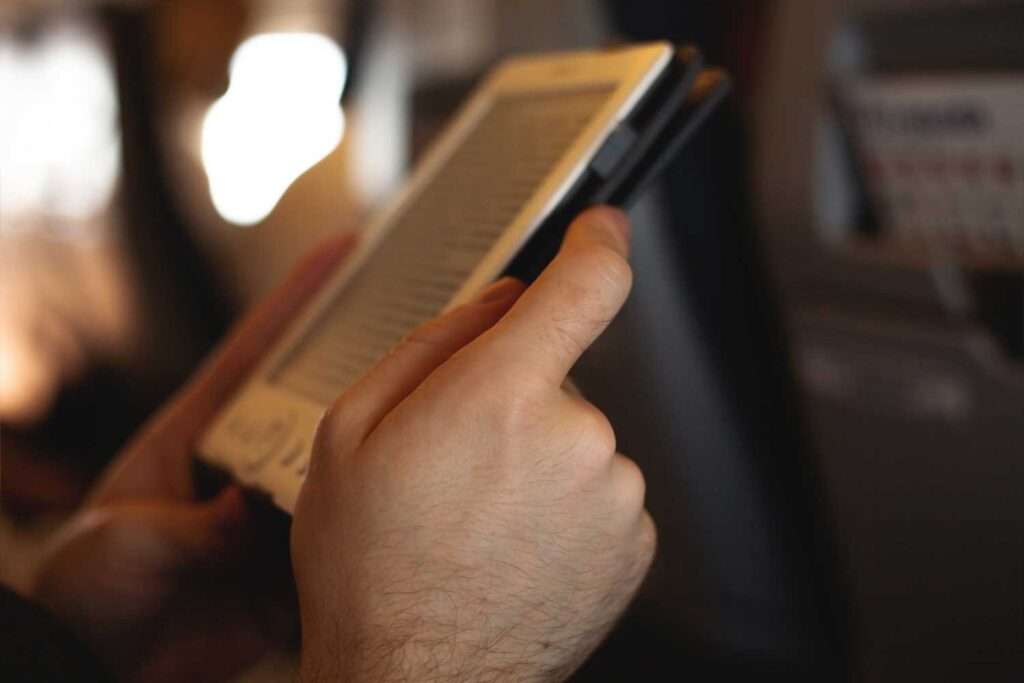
top-left (475, 206), bottom-right (632, 386)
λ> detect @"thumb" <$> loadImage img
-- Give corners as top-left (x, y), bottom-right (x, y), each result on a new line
top-left (34, 487), bottom-right (250, 615)
top-left (313, 277), bottom-right (525, 463)
top-left (78, 486), bottom-right (251, 573)
top-left (133, 485), bottom-right (250, 570)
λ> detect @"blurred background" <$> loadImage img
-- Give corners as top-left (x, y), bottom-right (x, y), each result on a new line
top-left (1, 0), bottom-right (1021, 680)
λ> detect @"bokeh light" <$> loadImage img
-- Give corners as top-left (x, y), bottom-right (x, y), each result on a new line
top-left (200, 32), bottom-right (347, 226)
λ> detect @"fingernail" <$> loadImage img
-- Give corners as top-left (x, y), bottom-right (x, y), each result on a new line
top-left (599, 207), bottom-right (631, 246)
top-left (476, 277), bottom-right (523, 304)
top-left (581, 206), bottom-right (630, 255)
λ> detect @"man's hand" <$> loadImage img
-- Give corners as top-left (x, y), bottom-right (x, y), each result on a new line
top-left (293, 207), bottom-right (655, 683)
top-left (30, 236), bottom-right (355, 683)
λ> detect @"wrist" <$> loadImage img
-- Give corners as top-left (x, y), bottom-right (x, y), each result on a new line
top-left (300, 633), bottom-right (417, 683)
top-left (301, 635), bottom-right (563, 683)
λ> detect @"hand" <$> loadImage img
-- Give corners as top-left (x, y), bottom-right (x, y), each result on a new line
top-left (293, 207), bottom-right (655, 683)
top-left (30, 235), bottom-right (355, 683)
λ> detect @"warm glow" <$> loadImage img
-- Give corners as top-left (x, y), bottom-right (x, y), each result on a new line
top-left (201, 33), bottom-right (347, 226)
top-left (0, 21), bottom-right (120, 231)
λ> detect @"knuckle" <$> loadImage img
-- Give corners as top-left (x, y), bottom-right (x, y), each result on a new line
top-left (636, 512), bottom-right (658, 567)
top-left (613, 512), bottom-right (657, 596)
top-left (612, 455), bottom-right (647, 510)
top-left (569, 401), bottom-right (617, 465)
top-left (444, 344), bottom-right (503, 394)
top-left (495, 383), bottom-right (546, 437)
top-left (460, 371), bottom-right (545, 443)
top-left (436, 348), bottom-right (548, 442)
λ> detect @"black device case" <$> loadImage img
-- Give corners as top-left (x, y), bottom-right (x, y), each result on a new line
top-left (505, 45), bottom-right (731, 282)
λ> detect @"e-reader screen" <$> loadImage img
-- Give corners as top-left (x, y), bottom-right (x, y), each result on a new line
top-left (271, 87), bottom-right (615, 405)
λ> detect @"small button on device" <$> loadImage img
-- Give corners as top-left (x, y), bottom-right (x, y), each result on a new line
top-left (591, 123), bottom-right (638, 178)
top-left (242, 413), bottom-right (297, 472)
top-left (279, 439), bottom-right (306, 467)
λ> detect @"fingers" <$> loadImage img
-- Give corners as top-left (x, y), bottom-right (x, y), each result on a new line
top-left (313, 278), bottom-right (525, 462)
top-left (61, 485), bottom-right (250, 579)
top-left (128, 486), bottom-right (251, 569)
top-left (475, 207), bottom-right (632, 387)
